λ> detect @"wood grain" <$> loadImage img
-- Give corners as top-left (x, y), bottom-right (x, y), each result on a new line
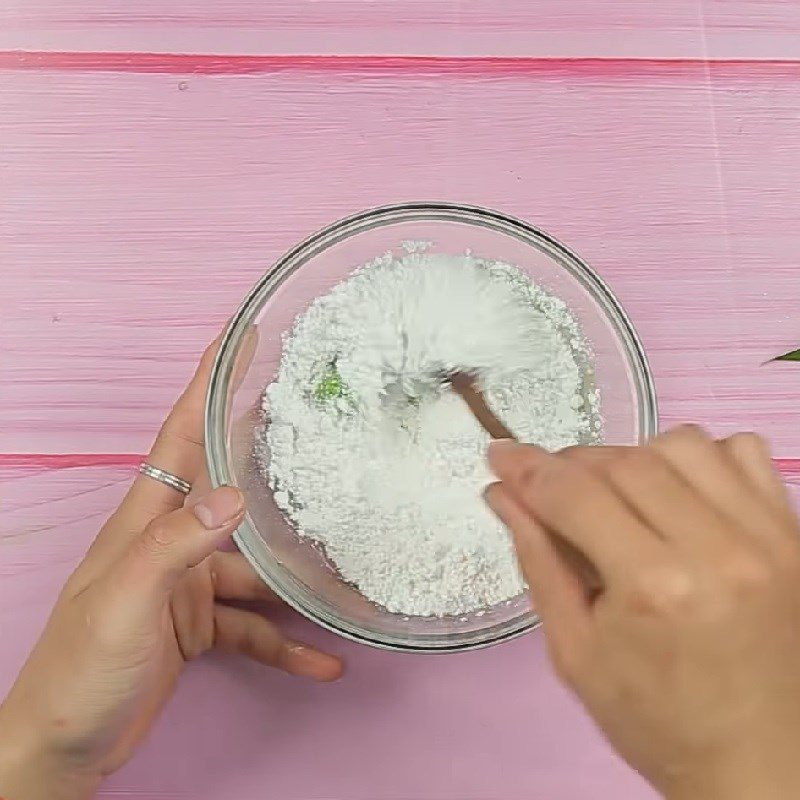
top-left (0, 462), bottom-right (660, 800)
top-left (1, 1), bottom-right (799, 59)
top-left (3, 64), bottom-right (799, 455)
top-left (2, 460), bottom-right (798, 800)
top-left (3, 459), bottom-right (799, 800)
top-left (2, 3), bottom-right (800, 799)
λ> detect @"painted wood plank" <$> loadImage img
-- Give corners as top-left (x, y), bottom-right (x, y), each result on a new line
top-left (1, 0), bottom-right (799, 59)
top-left (3, 461), bottom-right (799, 798)
top-left (0, 464), bottom-right (130, 574)
top-left (2, 65), bottom-right (799, 455)
top-left (703, 0), bottom-right (800, 58)
top-left (0, 464), bottom-right (656, 800)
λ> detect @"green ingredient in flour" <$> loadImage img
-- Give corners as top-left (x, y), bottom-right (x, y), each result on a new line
top-left (314, 365), bottom-right (347, 401)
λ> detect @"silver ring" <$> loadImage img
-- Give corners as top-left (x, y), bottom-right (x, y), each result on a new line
top-left (138, 462), bottom-right (192, 495)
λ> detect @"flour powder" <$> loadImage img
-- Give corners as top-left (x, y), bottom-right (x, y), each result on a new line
top-left (261, 246), bottom-right (601, 617)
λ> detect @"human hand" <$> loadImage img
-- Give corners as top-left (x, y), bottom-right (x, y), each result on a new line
top-left (0, 337), bottom-right (343, 800)
top-left (486, 428), bottom-right (800, 800)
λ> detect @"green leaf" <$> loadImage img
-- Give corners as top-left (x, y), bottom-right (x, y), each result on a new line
top-left (773, 348), bottom-right (800, 362)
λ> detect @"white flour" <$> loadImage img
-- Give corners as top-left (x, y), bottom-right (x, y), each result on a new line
top-left (261, 247), bottom-right (601, 617)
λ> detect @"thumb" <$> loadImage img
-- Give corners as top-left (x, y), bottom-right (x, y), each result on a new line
top-left (119, 485), bottom-right (245, 599)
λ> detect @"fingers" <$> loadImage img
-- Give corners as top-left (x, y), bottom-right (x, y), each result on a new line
top-left (117, 486), bottom-right (245, 603)
top-left (720, 432), bottom-right (791, 514)
top-left (558, 445), bottom-right (626, 465)
top-left (69, 334), bottom-right (226, 591)
top-left (485, 483), bottom-right (592, 635)
top-left (207, 551), bottom-right (281, 603)
top-left (488, 440), bottom-right (664, 578)
top-left (485, 482), bottom-right (596, 687)
top-left (652, 426), bottom-right (789, 543)
top-left (230, 325), bottom-right (259, 393)
top-left (562, 435), bottom-right (790, 531)
top-left (586, 446), bottom-right (734, 554)
top-left (492, 430), bottom-right (790, 563)
top-left (124, 335), bottom-right (222, 521)
top-left (213, 604), bottom-right (343, 681)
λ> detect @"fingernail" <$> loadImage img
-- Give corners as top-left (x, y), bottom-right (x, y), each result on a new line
top-left (489, 439), bottom-right (522, 450)
top-left (285, 643), bottom-right (344, 682)
top-left (488, 438), bottom-right (521, 456)
top-left (192, 486), bottom-right (244, 529)
top-left (483, 480), bottom-right (502, 502)
top-left (487, 440), bottom-right (548, 476)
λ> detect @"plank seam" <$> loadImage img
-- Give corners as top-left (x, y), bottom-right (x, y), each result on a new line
top-left (1, 454), bottom-right (799, 477)
top-left (2, 51), bottom-right (800, 76)
top-left (0, 454), bottom-right (142, 469)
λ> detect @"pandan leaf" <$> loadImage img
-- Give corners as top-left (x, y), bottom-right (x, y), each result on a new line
top-left (772, 348), bottom-right (800, 363)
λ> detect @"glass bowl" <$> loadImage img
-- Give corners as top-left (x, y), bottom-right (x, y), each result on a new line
top-left (205, 203), bottom-right (657, 653)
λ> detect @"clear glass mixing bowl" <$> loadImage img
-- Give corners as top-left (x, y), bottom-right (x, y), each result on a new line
top-left (205, 203), bottom-right (657, 652)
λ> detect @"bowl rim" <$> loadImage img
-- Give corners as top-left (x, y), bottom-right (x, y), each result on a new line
top-left (205, 201), bottom-right (659, 653)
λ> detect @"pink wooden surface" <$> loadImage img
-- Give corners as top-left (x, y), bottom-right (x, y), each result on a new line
top-left (3, 1), bottom-right (800, 58)
top-left (4, 62), bottom-right (800, 454)
top-left (2, 3), bottom-right (800, 799)
top-left (1, 465), bottom-right (799, 800)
